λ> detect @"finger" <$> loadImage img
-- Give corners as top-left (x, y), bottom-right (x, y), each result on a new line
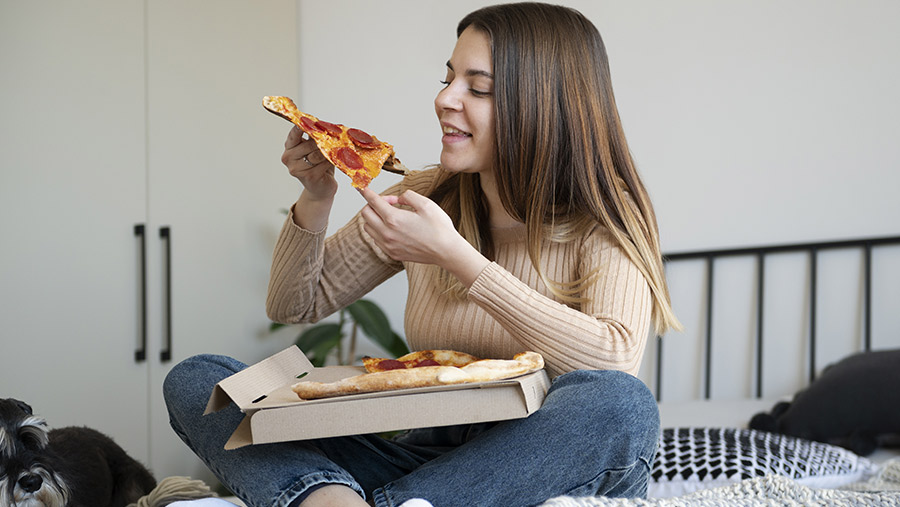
top-left (358, 186), bottom-right (378, 202)
top-left (358, 187), bottom-right (399, 206)
top-left (300, 146), bottom-right (326, 166)
top-left (360, 188), bottom-right (406, 223)
top-left (358, 186), bottom-right (388, 210)
top-left (292, 139), bottom-right (327, 166)
top-left (359, 204), bottom-right (382, 229)
top-left (284, 126), bottom-right (306, 149)
top-left (361, 221), bottom-right (395, 259)
top-left (396, 189), bottom-right (430, 210)
top-left (360, 206), bottom-right (394, 250)
top-left (282, 139), bottom-right (309, 167)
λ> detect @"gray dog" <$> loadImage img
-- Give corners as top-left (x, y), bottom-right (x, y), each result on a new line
top-left (0, 398), bottom-right (156, 507)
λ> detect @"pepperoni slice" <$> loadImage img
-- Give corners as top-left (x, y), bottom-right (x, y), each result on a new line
top-left (315, 120), bottom-right (343, 137)
top-left (413, 359), bottom-right (440, 367)
top-left (332, 147), bottom-right (364, 170)
top-left (348, 128), bottom-right (381, 149)
top-left (376, 359), bottom-right (405, 371)
top-left (299, 116), bottom-right (321, 133)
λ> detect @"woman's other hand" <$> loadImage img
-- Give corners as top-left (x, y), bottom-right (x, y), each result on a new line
top-left (359, 187), bottom-right (490, 287)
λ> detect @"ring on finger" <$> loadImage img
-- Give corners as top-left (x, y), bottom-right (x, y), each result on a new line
top-left (302, 154), bottom-right (314, 167)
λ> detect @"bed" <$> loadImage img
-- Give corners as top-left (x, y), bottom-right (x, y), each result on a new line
top-left (208, 235), bottom-right (900, 506)
top-left (586, 234), bottom-right (900, 505)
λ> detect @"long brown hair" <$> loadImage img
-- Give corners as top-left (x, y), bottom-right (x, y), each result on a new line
top-left (430, 2), bottom-right (681, 336)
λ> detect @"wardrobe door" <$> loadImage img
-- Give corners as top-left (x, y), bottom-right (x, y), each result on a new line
top-left (144, 0), bottom-right (300, 478)
top-left (0, 0), bottom-right (151, 463)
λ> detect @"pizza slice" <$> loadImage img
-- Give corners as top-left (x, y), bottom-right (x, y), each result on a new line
top-left (291, 351), bottom-right (544, 400)
top-left (263, 95), bottom-right (408, 188)
top-left (362, 350), bottom-right (481, 372)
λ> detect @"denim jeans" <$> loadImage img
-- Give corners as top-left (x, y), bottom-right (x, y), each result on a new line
top-left (163, 354), bottom-right (659, 507)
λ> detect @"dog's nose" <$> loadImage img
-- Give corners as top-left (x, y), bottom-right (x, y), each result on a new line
top-left (18, 473), bottom-right (43, 493)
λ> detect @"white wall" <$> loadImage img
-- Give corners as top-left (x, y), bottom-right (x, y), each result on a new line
top-left (288, 1), bottom-right (900, 388)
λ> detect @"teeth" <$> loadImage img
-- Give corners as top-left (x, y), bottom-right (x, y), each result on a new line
top-left (442, 126), bottom-right (471, 136)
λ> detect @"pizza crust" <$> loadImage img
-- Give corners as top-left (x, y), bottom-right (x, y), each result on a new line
top-left (292, 351), bottom-right (544, 400)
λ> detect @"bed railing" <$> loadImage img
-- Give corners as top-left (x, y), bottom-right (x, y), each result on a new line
top-left (654, 235), bottom-right (900, 402)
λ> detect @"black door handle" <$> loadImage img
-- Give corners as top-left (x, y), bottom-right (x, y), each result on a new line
top-left (160, 226), bottom-right (172, 362)
top-left (134, 224), bottom-right (147, 362)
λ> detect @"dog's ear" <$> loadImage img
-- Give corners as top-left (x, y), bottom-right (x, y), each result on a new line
top-left (12, 398), bottom-right (34, 415)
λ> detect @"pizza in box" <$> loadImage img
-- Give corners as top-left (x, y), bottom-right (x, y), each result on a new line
top-left (291, 350), bottom-right (544, 400)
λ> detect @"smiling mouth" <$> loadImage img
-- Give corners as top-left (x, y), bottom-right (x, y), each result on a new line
top-left (442, 125), bottom-right (472, 137)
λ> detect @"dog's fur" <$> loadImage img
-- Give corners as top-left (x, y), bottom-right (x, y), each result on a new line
top-left (0, 398), bottom-right (156, 507)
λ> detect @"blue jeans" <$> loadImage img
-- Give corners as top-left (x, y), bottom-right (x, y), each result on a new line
top-left (163, 354), bottom-right (659, 507)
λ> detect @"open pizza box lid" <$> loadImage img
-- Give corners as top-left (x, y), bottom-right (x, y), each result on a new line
top-left (205, 346), bottom-right (550, 449)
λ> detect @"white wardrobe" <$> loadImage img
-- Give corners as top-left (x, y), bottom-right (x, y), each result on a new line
top-left (1, 0), bottom-right (301, 480)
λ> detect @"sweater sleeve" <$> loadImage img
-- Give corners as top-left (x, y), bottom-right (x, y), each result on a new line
top-left (266, 169), bottom-right (440, 324)
top-left (265, 202), bottom-right (404, 325)
top-left (466, 232), bottom-right (653, 377)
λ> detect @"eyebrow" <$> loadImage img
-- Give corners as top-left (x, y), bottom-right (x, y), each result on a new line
top-left (446, 61), bottom-right (494, 80)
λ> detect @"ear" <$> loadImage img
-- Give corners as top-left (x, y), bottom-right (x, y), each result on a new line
top-left (12, 398), bottom-right (34, 415)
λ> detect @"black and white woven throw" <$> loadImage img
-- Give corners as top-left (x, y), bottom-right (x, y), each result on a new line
top-left (541, 474), bottom-right (900, 506)
top-left (540, 454), bottom-right (900, 507)
top-left (651, 427), bottom-right (876, 487)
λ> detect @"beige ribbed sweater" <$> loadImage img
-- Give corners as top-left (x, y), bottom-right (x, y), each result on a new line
top-left (266, 169), bottom-right (653, 377)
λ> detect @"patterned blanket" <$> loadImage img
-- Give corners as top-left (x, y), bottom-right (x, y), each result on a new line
top-left (541, 459), bottom-right (900, 507)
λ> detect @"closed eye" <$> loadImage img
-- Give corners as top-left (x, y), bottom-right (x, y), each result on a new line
top-left (443, 61), bottom-right (493, 98)
top-left (438, 80), bottom-right (492, 98)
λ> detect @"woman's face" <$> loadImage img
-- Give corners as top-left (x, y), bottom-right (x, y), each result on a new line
top-left (434, 26), bottom-right (495, 175)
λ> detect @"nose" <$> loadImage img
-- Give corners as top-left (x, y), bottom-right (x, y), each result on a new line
top-left (18, 473), bottom-right (43, 493)
top-left (434, 83), bottom-right (462, 112)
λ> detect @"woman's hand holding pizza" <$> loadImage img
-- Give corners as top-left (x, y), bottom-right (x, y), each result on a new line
top-left (282, 126), bottom-right (337, 199)
top-left (359, 187), bottom-right (490, 287)
top-left (282, 126), bottom-right (337, 231)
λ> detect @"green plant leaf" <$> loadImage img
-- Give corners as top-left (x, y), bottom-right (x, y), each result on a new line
top-left (295, 323), bottom-right (342, 366)
top-left (386, 331), bottom-right (411, 358)
top-left (308, 335), bottom-right (341, 367)
top-left (346, 299), bottom-right (395, 350)
top-left (269, 322), bottom-right (287, 332)
top-left (295, 322), bottom-right (342, 350)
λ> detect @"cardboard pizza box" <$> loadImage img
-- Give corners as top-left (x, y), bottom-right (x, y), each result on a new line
top-left (205, 346), bottom-right (550, 449)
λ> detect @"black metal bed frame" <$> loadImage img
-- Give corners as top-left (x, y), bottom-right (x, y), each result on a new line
top-left (654, 235), bottom-right (900, 402)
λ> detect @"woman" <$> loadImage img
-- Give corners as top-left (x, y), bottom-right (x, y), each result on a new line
top-left (165, 3), bottom-right (680, 506)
